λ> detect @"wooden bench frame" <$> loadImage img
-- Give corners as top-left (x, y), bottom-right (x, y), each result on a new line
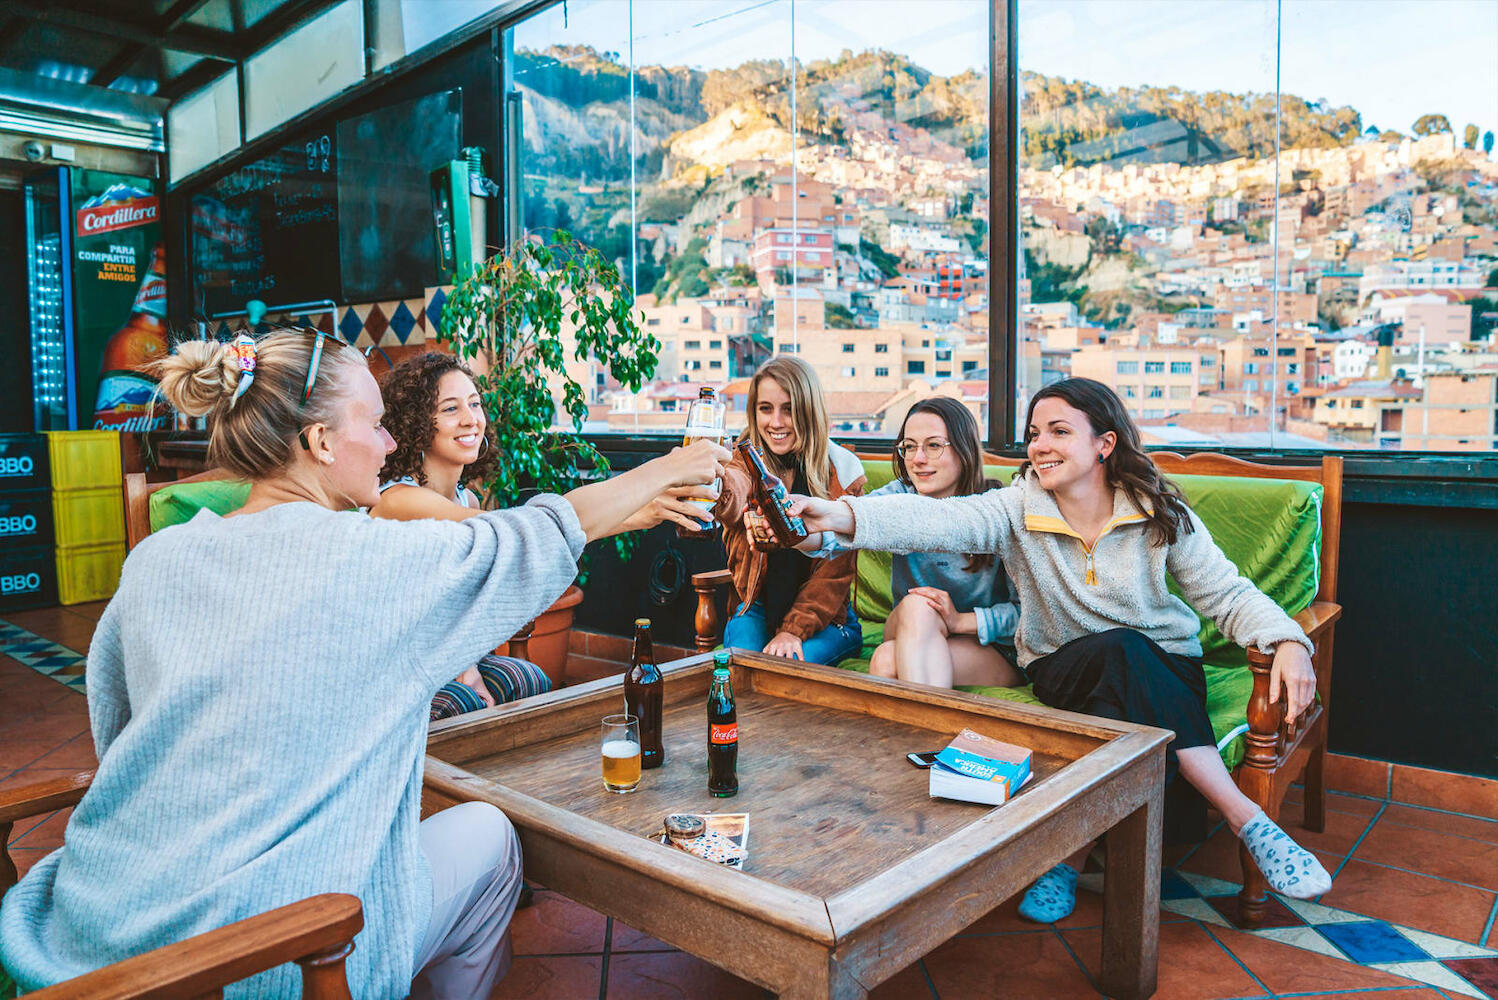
top-left (692, 449), bottom-right (1343, 929)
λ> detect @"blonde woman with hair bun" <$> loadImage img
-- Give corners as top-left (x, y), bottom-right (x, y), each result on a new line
top-left (0, 328), bottom-right (729, 1000)
top-left (711, 355), bottom-right (866, 664)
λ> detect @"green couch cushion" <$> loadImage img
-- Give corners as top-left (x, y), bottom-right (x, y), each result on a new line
top-left (840, 458), bottom-right (1320, 770)
top-left (148, 478), bottom-right (251, 532)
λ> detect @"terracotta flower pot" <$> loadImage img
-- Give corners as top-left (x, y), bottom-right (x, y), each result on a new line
top-left (498, 584), bottom-right (582, 687)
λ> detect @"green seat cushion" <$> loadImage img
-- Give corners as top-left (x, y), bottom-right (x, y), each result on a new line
top-left (839, 458), bottom-right (1321, 770)
top-left (148, 479), bottom-right (251, 532)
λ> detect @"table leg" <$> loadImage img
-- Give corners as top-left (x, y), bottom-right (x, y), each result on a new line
top-left (1100, 787), bottom-right (1162, 1000)
top-left (775, 957), bottom-right (868, 1000)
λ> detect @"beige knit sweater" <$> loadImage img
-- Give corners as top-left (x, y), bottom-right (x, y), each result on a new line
top-left (841, 473), bottom-right (1312, 669)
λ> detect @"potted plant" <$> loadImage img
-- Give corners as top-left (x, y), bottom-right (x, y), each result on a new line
top-left (438, 230), bottom-right (661, 684)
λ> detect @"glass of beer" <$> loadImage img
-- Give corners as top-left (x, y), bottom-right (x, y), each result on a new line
top-left (601, 714), bottom-right (643, 793)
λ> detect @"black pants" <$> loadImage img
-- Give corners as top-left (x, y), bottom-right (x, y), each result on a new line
top-left (1027, 629), bottom-right (1216, 842)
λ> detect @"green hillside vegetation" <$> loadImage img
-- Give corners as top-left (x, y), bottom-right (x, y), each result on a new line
top-left (1020, 72), bottom-right (1363, 169)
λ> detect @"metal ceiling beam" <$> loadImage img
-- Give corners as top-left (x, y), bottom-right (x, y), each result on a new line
top-left (155, 57), bottom-right (235, 101)
top-left (159, 0), bottom-right (217, 33)
top-left (89, 43), bottom-right (149, 89)
top-left (244, 0), bottom-right (345, 53)
top-left (9, 0), bottom-right (240, 61)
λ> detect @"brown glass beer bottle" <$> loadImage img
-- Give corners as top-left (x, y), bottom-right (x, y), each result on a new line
top-left (737, 439), bottom-right (809, 548)
top-left (624, 618), bottom-right (664, 769)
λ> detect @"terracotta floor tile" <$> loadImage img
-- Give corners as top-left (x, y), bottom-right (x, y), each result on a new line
top-left (564, 655), bottom-right (626, 686)
top-left (605, 951), bottom-right (765, 999)
top-left (6, 846), bottom-right (53, 881)
top-left (1380, 803), bottom-right (1498, 844)
top-left (12, 808), bottom-right (72, 850)
top-left (1326, 752), bottom-right (1392, 799)
top-left (29, 736), bottom-right (99, 770)
top-left (1276, 803), bottom-right (1378, 857)
top-left (1392, 763), bottom-right (1498, 822)
top-left (508, 892), bottom-right (606, 956)
top-left (1316, 856), bottom-right (1496, 942)
top-left (65, 601), bottom-right (109, 622)
top-left (1210, 923), bottom-right (1425, 994)
top-left (1177, 826), bottom-right (1250, 884)
top-left (0, 713), bottom-right (91, 747)
top-left (488, 954), bottom-right (601, 998)
top-left (1308, 991), bottom-right (1453, 1000)
top-left (1283, 786), bottom-right (1386, 819)
top-left (1063, 921), bottom-right (1262, 1000)
top-left (610, 919), bottom-right (675, 952)
top-left (0, 738), bottom-right (80, 774)
top-left (957, 893), bottom-right (1031, 934)
top-left (867, 961), bottom-right (932, 999)
top-left (1353, 817), bottom-right (1498, 890)
top-left (924, 929), bottom-right (1100, 998)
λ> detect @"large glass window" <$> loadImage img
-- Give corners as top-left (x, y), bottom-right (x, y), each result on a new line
top-left (507, 0), bottom-right (989, 437)
top-left (1017, 0), bottom-right (1497, 452)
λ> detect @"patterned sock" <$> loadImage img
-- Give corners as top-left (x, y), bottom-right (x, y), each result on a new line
top-left (1018, 863), bottom-right (1077, 923)
top-left (1238, 810), bottom-right (1332, 898)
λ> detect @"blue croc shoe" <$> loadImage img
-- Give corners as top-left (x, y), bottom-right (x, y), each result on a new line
top-left (1018, 862), bottom-right (1078, 923)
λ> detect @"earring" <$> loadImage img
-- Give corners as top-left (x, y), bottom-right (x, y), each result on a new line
top-left (477, 437), bottom-right (489, 458)
top-left (1098, 453), bottom-right (1106, 464)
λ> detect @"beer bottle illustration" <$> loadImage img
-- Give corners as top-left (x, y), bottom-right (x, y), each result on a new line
top-left (94, 243), bottom-right (169, 431)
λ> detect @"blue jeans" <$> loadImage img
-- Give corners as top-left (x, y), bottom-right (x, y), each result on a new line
top-left (723, 601), bottom-right (863, 666)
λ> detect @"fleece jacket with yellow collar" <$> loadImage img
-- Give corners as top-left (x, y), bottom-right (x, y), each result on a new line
top-left (839, 471), bottom-right (1313, 670)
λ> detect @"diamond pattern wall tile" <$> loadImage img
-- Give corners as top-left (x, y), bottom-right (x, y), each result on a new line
top-left (388, 301), bottom-right (417, 344)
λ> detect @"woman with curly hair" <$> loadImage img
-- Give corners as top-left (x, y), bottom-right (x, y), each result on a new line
top-left (371, 353), bottom-right (711, 716)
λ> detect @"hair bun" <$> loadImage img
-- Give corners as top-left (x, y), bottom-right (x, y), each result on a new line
top-left (153, 339), bottom-right (241, 417)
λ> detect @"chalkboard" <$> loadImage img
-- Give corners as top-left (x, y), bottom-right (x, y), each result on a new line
top-left (337, 89), bottom-right (463, 303)
top-left (190, 133), bottom-right (339, 317)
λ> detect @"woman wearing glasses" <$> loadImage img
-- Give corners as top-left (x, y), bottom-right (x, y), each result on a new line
top-left (859, 397), bottom-right (1022, 689)
top-left (0, 330), bottom-right (728, 999)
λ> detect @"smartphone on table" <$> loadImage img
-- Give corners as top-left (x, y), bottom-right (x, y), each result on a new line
top-left (906, 751), bottom-right (941, 768)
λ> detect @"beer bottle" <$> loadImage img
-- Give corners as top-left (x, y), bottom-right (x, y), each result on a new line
top-left (737, 439), bottom-right (809, 548)
top-left (624, 618), bottom-right (664, 769)
top-left (677, 386), bottom-right (725, 538)
top-left (707, 650), bottom-right (738, 797)
top-left (93, 243), bottom-right (170, 431)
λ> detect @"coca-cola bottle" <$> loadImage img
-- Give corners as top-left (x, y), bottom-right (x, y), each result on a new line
top-left (707, 650), bottom-right (738, 797)
top-left (737, 439), bottom-right (809, 548)
top-left (94, 243), bottom-right (169, 431)
top-left (623, 618), bottom-right (664, 769)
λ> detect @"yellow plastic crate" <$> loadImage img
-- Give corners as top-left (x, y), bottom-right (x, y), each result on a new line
top-left (53, 486), bottom-right (125, 548)
top-left (56, 541), bottom-right (125, 605)
top-left (46, 430), bottom-right (122, 492)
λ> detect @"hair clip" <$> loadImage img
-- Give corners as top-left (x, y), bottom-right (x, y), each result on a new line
top-left (302, 331), bottom-right (327, 407)
top-left (229, 334), bottom-right (257, 405)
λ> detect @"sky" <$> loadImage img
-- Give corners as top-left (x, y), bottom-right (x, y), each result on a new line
top-left (407, 0), bottom-right (1498, 144)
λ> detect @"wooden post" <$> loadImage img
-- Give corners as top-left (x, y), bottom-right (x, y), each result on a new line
top-left (298, 940), bottom-right (356, 1000)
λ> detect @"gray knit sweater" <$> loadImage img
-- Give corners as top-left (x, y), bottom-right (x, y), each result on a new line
top-left (842, 474), bottom-right (1312, 669)
top-left (0, 497), bottom-right (585, 997)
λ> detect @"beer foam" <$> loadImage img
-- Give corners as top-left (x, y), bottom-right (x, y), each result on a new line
top-left (602, 739), bottom-right (641, 759)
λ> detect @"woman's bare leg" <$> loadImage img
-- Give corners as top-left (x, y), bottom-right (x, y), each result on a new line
top-left (946, 637), bottom-right (1025, 688)
top-left (889, 596), bottom-right (955, 687)
top-left (1176, 745), bottom-right (1261, 833)
top-left (869, 640), bottom-right (898, 678)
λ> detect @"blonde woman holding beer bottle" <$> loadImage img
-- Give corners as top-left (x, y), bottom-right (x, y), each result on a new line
top-left (714, 356), bottom-right (865, 664)
top-left (0, 329), bottom-right (728, 1000)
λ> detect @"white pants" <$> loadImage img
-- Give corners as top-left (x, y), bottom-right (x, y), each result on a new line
top-left (411, 801), bottom-right (524, 999)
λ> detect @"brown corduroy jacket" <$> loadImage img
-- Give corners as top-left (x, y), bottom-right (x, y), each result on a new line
top-left (714, 442), bottom-right (866, 641)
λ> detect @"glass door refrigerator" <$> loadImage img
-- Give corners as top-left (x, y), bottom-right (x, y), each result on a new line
top-left (24, 166), bottom-right (169, 432)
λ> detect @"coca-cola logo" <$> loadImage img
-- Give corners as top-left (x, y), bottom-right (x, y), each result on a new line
top-left (77, 197), bottom-right (160, 236)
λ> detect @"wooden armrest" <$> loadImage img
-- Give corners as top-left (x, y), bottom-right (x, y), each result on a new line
top-left (0, 770), bottom-right (93, 825)
top-left (691, 569), bottom-right (735, 653)
top-left (1293, 601), bottom-right (1342, 640)
top-left (27, 893), bottom-right (364, 1000)
top-left (2, 770), bottom-right (95, 895)
top-left (690, 569), bottom-right (733, 589)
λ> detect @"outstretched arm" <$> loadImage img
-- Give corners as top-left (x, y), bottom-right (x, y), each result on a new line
top-left (791, 486), bottom-right (1016, 555)
top-left (565, 440), bottom-right (729, 542)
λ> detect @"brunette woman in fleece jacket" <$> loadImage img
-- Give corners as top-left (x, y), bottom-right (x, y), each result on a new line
top-left (789, 377), bottom-right (1330, 922)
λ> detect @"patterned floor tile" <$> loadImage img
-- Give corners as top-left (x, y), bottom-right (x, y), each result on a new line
top-left (1442, 955), bottom-right (1498, 997)
top-left (1320, 920), bottom-right (1432, 963)
top-left (0, 619), bottom-right (87, 694)
top-left (1369, 959), bottom-right (1489, 998)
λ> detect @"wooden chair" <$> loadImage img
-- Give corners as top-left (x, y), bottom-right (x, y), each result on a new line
top-left (1, 777), bottom-right (362, 999)
top-left (692, 449), bottom-right (1343, 928)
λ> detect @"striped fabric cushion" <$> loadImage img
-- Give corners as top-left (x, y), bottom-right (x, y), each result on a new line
top-left (428, 655), bottom-right (552, 722)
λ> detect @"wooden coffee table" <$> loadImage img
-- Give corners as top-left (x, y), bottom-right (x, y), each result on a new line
top-left (424, 650), bottom-right (1170, 1000)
